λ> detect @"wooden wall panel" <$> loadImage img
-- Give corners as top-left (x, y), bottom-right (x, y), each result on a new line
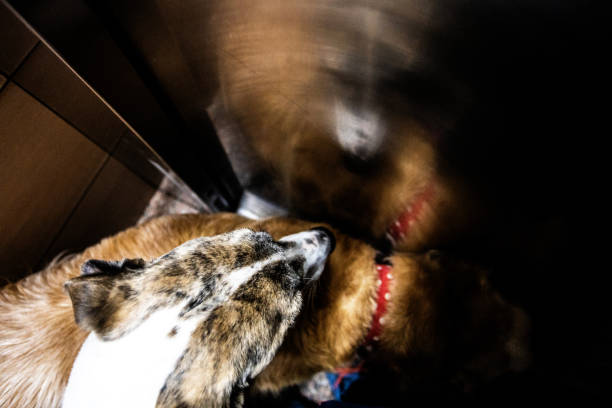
top-left (13, 43), bottom-right (125, 152)
top-left (44, 157), bottom-right (155, 261)
top-left (0, 82), bottom-right (107, 281)
top-left (0, 2), bottom-right (37, 75)
top-left (0, 4), bottom-right (176, 283)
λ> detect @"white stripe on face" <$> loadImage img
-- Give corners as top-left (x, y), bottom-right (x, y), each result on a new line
top-left (224, 228), bottom-right (334, 291)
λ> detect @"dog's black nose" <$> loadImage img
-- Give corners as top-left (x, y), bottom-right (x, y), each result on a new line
top-left (310, 227), bottom-right (336, 254)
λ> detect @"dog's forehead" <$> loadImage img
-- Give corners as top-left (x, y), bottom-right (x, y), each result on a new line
top-left (215, 228), bottom-right (269, 244)
top-left (148, 229), bottom-right (285, 277)
top-left (172, 229), bottom-right (271, 253)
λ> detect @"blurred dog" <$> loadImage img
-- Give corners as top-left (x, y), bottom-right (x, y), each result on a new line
top-left (210, 0), bottom-right (583, 260)
top-left (211, 0), bottom-right (485, 252)
top-left (0, 213), bottom-right (528, 407)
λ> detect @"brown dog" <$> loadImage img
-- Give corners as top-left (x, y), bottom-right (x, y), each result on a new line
top-left (0, 213), bottom-right (529, 407)
top-left (212, 0), bottom-right (482, 252)
top-left (210, 0), bottom-right (580, 264)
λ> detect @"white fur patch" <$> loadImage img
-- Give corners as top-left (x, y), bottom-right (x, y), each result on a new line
top-left (224, 256), bottom-right (277, 292)
top-left (334, 99), bottom-right (385, 160)
top-left (62, 306), bottom-right (199, 408)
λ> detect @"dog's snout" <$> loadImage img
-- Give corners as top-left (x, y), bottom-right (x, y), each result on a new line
top-left (279, 228), bottom-right (336, 282)
top-left (309, 227), bottom-right (336, 254)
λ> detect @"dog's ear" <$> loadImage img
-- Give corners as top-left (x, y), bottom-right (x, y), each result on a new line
top-left (65, 258), bottom-right (146, 338)
top-left (64, 274), bottom-right (115, 334)
top-left (81, 258), bottom-right (145, 276)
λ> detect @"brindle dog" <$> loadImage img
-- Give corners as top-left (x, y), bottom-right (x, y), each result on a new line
top-left (62, 227), bottom-right (335, 408)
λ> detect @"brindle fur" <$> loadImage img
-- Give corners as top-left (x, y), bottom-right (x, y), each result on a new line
top-left (156, 263), bottom-right (302, 408)
top-left (64, 228), bottom-right (314, 408)
top-left (0, 213), bottom-right (529, 407)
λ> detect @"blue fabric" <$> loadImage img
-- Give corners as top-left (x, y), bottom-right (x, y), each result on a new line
top-left (320, 401), bottom-right (384, 408)
top-left (325, 371), bottom-right (362, 401)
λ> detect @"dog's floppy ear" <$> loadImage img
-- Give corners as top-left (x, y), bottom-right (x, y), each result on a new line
top-left (64, 274), bottom-right (115, 334)
top-left (81, 258), bottom-right (145, 276)
top-left (65, 258), bottom-right (146, 338)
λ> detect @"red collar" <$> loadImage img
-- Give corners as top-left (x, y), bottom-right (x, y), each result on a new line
top-left (387, 181), bottom-right (436, 242)
top-left (330, 263), bottom-right (393, 390)
top-left (364, 263), bottom-right (393, 345)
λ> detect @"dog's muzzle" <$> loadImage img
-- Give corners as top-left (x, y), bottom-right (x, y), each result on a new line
top-left (279, 227), bottom-right (336, 281)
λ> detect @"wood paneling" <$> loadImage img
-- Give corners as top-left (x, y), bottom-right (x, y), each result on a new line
top-left (112, 131), bottom-right (165, 188)
top-left (13, 44), bottom-right (125, 152)
top-left (0, 82), bottom-right (107, 281)
top-left (10, 0), bottom-right (242, 211)
top-left (44, 157), bottom-right (156, 261)
top-left (0, 2), bottom-right (38, 75)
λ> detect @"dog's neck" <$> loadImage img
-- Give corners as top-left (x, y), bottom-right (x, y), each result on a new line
top-left (370, 253), bottom-right (422, 355)
top-left (63, 306), bottom-right (200, 408)
top-left (362, 262), bottom-right (393, 346)
top-left (337, 252), bottom-right (422, 358)
top-left (253, 236), bottom-right (424, 390)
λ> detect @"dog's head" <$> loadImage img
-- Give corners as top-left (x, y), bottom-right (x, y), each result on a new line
top-left (401, 250), bottom-right (531, 392)
top-left (64, 227), bottom-right (335, 407)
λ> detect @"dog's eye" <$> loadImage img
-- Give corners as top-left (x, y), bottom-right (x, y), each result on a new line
top-left (250, 231), bottom-right (277, 248)
top-left (254, 231), bottom-right (273, 240)
top-left (276, 240), bottom-right (296, 250)
top-left (288, 258), bottom-right (305, 273)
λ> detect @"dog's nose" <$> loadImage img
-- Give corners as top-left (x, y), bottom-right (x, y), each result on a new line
top-left (309, 227), bottom-right (336, 254)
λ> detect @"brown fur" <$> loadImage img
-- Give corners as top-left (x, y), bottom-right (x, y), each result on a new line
top-left (0, 213), bottom-right (529, 407)
top-left (213, 0), bottom-right (481, 252)
top-left (0, 213), bottom-right (233, 408)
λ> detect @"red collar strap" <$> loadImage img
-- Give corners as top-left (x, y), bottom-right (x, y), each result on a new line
top-left (387, 181), bottom-right (436, 243)
top-left (364, 263), bottom-right (393, 346)
top-left (330, 262), bottom-right (393, 391)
